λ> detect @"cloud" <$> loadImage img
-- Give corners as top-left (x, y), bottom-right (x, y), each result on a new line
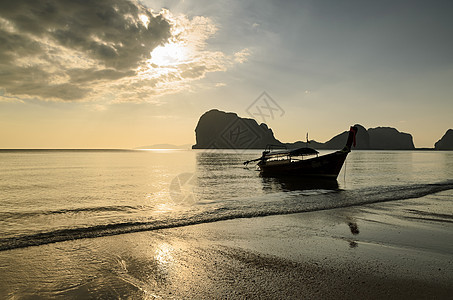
top-left (107, 10), bottom-right (249, 103)
top-left (234, 48), bottom-right (251, 63)
top-left (0, 0), bottom-right (249, 103)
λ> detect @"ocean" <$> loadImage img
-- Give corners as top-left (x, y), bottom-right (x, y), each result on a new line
top-left (0, 149), bottom-right (452, 298)
top-left (0, 149), bottom-right (452, 250)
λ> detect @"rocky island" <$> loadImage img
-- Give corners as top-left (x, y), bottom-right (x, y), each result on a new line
top-left (435, 129), bottom-right (453, 150)
top-left (192, 109), bottom-right (282, 149)
top-left (192, 109), bottom-right (424, 150)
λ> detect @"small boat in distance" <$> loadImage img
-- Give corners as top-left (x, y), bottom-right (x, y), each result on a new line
top-left (244, 126), bottom-right (358, 179)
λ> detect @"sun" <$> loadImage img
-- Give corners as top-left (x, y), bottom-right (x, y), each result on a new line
top-left (149, 42), bottom-right (190, 66)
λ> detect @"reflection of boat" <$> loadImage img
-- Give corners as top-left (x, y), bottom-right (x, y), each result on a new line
top-left (261, 175), bottom-right (339, 192)
top-left (244, 126), bottom-right (358, 179)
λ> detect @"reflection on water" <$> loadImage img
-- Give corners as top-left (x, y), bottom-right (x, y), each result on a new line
top-left (260, 175), bottom-right (339, 192)
top-left (349, 240), bottom-right (359, 248)
top-left (347, 221), bottom-right (360, 235)
top-left (192, 151), bottom-right (265, 203)
top-left (0, 150), bottom-right (452, 298)
top-left (193, 150), bottom-right (453, 198)
top-left (344, 151), bottom-right (453, 189)
top-left (155, 242), bottom-right (175, 270)
top-left (347, 220), bottom-right (360, 248)
top-left (193, 150), bottom-right (341, 202)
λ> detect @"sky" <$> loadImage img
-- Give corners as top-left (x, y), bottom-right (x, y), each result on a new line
top-left (0, 0), bottom-right (452, 148)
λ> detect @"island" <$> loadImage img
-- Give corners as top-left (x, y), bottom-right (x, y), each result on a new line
top-left (192, 109), bottom-right (420, 150)
top-left (192, 109), bottom-right (282, 149)
top-left (435, 129), bottom-right (453, 150)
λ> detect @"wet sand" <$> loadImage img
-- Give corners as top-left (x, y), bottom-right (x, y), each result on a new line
top-left (1, 190), bottom-right (452, 299)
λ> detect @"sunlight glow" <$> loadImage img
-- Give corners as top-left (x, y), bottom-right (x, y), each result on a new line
top-left (139, 14), bottom-right (150, 27)
top-left (128, 10), bottom-right (249, 102)
top-left (150, 42), bottom-right (189, 66)
top-left (155, 243), bottom-right (174, 266)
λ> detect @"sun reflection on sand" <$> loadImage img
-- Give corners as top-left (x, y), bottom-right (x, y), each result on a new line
top-left (155, 243), bottom-right (175, 267)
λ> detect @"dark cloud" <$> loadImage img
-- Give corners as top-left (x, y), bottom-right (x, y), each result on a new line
top-left (0, 65), bottom-right (91, 101)
top-left (67, 68), bottom-right (136, 84)
top-left (0, 0), bottom-right (171, 101)
top-left (0, 29), bottom-right (43, 61)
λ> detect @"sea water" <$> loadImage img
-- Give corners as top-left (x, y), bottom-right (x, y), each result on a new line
top-left (0, 149), bottom-right (453, 298)
top-left (0, 149), bottom-right (452, 251)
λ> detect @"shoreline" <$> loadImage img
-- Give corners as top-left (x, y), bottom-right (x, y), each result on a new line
top-left (0, 190), bottom-right (452, 299)
top-left (1, 148), bottom-right (453, 151)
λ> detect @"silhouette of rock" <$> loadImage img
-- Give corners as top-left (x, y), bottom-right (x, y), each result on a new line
top-left (435, 129), bottom-right (453, 150)
top-left (193, 110), bottom-right (416, 150)
top-left (320, 124), bottom-right (370, 150)
top-left (285, 124), bottom-right (369, 149)
top-left (192, 109), bottom-right (283, 149)
top-left (368, 127), bottom-right (415, 150)
top-left (313, 125), bottom-right (414, 150)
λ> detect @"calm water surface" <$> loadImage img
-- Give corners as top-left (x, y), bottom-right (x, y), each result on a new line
top-left (0, 149), bottom-right (452, 250)
top-left (0, 149), bottom-right (452, 299)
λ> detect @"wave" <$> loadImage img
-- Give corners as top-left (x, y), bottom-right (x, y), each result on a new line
top-left (1, 181), bottom-right (452, 252)
top-left (0, 205), bottom-right (138, 220)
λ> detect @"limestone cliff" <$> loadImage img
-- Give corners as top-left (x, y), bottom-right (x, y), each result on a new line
top-left (193, 110), bottom-right (417, 150)
top-left (284, 124), bottom-right (414, 150)
top-left (435, 129), bottom-right (453, 150)
top-left (367, 127), bottom-right (415, 150)
top-left (192, 109), bottom-right (282, 149)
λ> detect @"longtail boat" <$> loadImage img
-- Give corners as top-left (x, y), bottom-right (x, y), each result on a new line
top-left (244, 126), bottom-right (358, 179)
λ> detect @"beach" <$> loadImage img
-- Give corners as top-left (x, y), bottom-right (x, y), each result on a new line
top-left (1, 189), bottom-right (451, 299)
top-left (2, 0), bottom-right (453, 298)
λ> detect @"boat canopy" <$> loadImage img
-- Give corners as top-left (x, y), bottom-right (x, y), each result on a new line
top-left (264, 147), bottom-right (319, 158)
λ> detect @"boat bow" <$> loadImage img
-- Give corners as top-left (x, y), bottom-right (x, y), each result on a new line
top-left (245, 126), bottom-right (358, 179)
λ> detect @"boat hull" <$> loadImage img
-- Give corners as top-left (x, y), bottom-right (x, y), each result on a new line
top-left (258, 150), bottom-right (349, 179)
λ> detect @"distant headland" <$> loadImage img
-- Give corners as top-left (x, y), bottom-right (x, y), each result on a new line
top-left (192, 109), bottom-right (452, 150)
